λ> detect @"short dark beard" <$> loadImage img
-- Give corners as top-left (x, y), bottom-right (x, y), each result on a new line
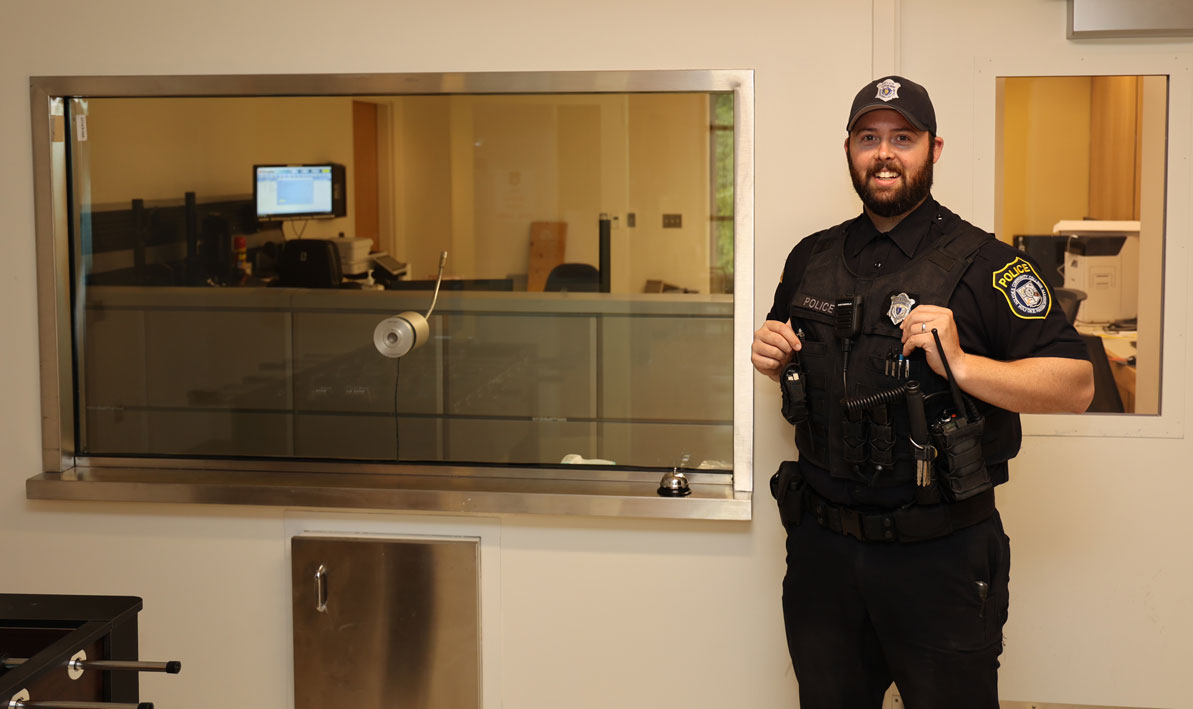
top-left (847, 145), bottom-right (934, 218)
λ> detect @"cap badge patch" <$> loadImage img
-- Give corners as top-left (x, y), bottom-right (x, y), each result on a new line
top-left (876, 78), bottom-right (901, 102)
top-left (993, 257), bottom-right (1051, 320)
top-left (887, 292), bottom-right (915, 325)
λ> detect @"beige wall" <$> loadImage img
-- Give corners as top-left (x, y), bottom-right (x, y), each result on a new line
top-left (3, 2), bottom-right (1192, 709)
top-left (392, 95), bottom-right (455, 279)
top-left (390, 93), bottom-right (713, 290)
top-left (626, 93), bottom-right (713, 293)
top-left (999, 76), bottom-right (1092, 243)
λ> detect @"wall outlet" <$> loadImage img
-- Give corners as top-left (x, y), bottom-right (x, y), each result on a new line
top-left (626, 212), bottom-right (636, 227)
top-left (662, 213), bottom-right (682, 228)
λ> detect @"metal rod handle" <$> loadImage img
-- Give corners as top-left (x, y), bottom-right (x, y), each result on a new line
top-left (71, 660), bottom-right (180, 675)
top-left (12, 697), bottom-right (152, 701)
top-left (2, 659), bottom-right (180, 675)
top-left (315, 564), bottom-right (328, 613)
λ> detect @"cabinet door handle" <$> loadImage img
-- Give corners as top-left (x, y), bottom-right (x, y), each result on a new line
top-left (314, 564), bottom-right (328, 613)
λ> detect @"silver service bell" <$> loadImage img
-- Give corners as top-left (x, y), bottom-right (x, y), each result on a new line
top-left (657, 467), bottom-right (691, 497)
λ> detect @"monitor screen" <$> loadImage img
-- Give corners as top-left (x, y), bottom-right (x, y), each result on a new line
top-left (254, 164), bottom-right (345, 220)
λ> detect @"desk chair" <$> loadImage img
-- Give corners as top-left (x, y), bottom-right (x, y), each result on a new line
top-left (1054, 287), bottom-right (1088, 324)
top-left (545, 263), bottom-right (600, 292)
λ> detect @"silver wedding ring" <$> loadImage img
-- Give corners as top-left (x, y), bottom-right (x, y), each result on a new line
top-left (920, 322), bottom-right (926, 332)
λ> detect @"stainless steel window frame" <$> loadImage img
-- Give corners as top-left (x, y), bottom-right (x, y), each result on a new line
top-left (27, 70), bottom-right (755, 521)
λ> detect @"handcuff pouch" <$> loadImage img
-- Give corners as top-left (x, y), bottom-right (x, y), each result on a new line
top-left (842, 418), bottom-right (867, 464)
top-left (869, 419), bottom-right (895, 467)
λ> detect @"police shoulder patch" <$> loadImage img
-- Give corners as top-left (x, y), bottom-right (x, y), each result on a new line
top-left (992, 257), bottom-right (1051, 320)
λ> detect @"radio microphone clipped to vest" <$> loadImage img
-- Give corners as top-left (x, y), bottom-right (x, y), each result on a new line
top-left (834, 294), bottom-right (863, 392)
top-left (834, 294), bottom-right (863, 341)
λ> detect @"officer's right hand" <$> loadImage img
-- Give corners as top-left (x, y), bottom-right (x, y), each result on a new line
top-left (751, 320), bottom-right (802, 382)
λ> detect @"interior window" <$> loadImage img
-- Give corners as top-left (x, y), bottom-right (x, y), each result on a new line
top-left (997, 75), bottom-right (1166, 414)
top-left (62, 89), bottom-right (741, 473)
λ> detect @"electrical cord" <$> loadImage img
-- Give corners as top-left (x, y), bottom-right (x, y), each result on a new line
top-left (284, 219), bottom-right (309, 240)
top-left (393, 357), bottom-right (401, 461)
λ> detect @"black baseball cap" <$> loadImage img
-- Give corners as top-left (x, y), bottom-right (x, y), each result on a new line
top-left (846, 76), bottom-right (936, 134)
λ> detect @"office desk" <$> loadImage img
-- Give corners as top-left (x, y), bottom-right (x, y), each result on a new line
top-left (1076, 323), bottom-right (1137, 413)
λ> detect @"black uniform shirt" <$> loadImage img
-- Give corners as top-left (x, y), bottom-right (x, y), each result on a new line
top-left (766, 196), bottom-right (1089, 506)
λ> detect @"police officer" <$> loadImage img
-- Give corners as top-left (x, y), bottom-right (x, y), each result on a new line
top-left (751, 76), bottom-right (1095, 709)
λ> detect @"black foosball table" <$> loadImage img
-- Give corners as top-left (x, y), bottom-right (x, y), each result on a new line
top-left (0, 595), bottom-right (180, 709)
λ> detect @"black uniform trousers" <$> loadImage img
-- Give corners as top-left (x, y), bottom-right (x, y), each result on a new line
top-left (782, 504), bottom-right (1010, 709)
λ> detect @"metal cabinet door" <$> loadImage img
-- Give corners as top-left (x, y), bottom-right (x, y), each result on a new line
top-left (291, 536), bottom-right (480, 709)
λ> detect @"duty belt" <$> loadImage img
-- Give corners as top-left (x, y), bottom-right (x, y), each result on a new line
top-left (802, 484), bottom-right (994, 543)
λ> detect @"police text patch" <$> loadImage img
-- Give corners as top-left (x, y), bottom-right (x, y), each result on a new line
top-left (993, 257), bottom-right (1051, 319)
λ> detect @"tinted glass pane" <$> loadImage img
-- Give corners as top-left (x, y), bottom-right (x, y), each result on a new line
top-left (70, 93), bottom-right (735, 470)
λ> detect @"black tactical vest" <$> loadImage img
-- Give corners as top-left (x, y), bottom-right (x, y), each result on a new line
top-left (787, 206), bottom-right (1021, 487)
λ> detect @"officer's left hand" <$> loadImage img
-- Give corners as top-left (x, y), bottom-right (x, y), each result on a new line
top-left (900, 304), bottom-right (967, 381)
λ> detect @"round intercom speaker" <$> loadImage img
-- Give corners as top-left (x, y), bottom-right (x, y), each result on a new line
top-left (374, 312), bottom-right (430, 358)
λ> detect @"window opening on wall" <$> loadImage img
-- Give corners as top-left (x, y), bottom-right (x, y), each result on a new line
top-left (50, 82), bottom-right (745, 479)
top-left (996, 74), bottom-right (1167, 414)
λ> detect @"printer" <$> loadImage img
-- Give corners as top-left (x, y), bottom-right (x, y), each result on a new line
top-left (1052, 219), bottom-right (1139, 324)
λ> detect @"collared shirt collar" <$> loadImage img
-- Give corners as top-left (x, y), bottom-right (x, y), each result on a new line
top-left (847, 196), bottom-right (938, 260)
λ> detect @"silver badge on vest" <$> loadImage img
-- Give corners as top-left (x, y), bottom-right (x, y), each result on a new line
top-left (887, 292), bottom-right (915, 325)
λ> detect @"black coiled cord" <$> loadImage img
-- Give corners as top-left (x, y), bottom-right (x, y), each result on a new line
top-left (843, 382), bottom-right (913, 416)
top-left (844, 383), bottom-right (970, 420)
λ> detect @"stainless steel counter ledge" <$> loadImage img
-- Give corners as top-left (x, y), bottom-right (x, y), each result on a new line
top-left (26, 469), bottom-right (752, 521)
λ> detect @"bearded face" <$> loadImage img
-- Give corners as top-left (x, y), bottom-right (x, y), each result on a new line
top-left (847, 141), bottom-right (935, 218)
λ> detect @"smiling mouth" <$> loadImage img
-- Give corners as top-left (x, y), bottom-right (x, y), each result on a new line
top-left (869, 167), bottom-right (903, 187)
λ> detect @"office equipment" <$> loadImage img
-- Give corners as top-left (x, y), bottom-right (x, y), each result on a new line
top-left (370, 253), bottom-right (408, 279)
top-left (275, 239), bottom-right (343, 288)
top-left (254, 164), bottom-right (346, 220)
top-left (1053, 220), bottom-right (1139, 323)
top-left (331, 236), bottom-right (372, 275)
top-left (1012, 234), bottom-right (1068, 289)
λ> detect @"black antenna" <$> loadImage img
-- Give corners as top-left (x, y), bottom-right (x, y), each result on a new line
top-left (930, 328), bottom-right (970, 420)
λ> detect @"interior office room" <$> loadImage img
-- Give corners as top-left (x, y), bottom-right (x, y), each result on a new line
top-left (1, 1), bottom-right (1191, 708)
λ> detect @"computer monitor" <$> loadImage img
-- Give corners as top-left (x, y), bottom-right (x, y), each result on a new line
top-left (253, 163), bottom-right (346, 220)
